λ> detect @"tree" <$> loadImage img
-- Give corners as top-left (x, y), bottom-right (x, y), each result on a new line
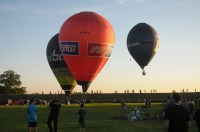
top-left (0, 70), bottom-right (27, 94)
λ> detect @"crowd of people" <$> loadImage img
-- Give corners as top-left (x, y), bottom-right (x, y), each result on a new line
top-left (27, 95), bottom-right (86, 132)
top-left (119, 92), bottom-right (200, 132)
top-left (27, 92), bottom-right (200, 132)
top-left (157, 93), bottom-right (200, 132)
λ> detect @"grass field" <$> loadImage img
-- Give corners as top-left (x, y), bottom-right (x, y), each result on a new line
top-left (0, 103), bottom-right (197, 132)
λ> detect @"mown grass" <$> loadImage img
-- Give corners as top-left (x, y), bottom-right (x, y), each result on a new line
top-left (0, 103), bottom-right (197, 132)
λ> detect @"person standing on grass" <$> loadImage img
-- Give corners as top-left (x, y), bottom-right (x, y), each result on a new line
top-left (27, 99), bottom-right (37, 132)
top-left (166, 96), bottom-right (172, 108)
top-left (120, 97), bottom-right (125, 108)
top-left (122, 103), bottom-right (128, 117)
top-left (78, 103), bottom-right (86, 132)
top-left (164, 92), bottom-right (191, 132)
top-left (188, 98), bottom-right (195, 120)
top-left (47, 95), bottom-right (61, 132)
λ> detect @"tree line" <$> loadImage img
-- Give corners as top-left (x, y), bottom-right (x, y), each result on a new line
top-left (0, 70), bottom-right (26, 94)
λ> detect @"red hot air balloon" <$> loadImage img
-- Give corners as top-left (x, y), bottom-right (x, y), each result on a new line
top-left (127, 23), bottom-right (159, 75)
top-left (46, 33), bottom-right (77, 96)
top-left (59, 11), bottom-right (115, 93)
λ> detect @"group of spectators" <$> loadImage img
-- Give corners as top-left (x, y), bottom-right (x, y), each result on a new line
top-left (27, 95), bottom-right (62, 132)
top-left (120, 92), bottom-right (200, 132)
top-left (27, 95), bottom-right (86, 132)
top-left (27, 92), bottom-right (200, 132)
top-left (162, 92), bottom-right (200, 132)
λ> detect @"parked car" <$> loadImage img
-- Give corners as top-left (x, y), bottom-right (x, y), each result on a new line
top-left (0, 100), bottom-right (7, 105)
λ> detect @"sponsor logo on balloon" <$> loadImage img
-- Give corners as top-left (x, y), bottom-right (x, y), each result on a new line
top-left (87, 43), bottom-right (113, 57)
top-left (53, 50), bottom-right (63, 61)
top-left (127, 42), bottom-right (140, 48)
top-left (47, 50), bottom-right (64, 62)
top-left (60, 41), bottom-right (79, 55)
top-left (88, 43), bottom-right (106, 56)
top-left (105, 45), bottom-right (114, 57)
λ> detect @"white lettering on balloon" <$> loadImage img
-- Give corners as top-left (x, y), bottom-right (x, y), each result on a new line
top-left (61, 45), bottom-right (76, 53)
top-left (127, 42), bottom-right (140, 48)
top-left (52, 50), bottom-right (63, 61)
top-left (90, 46), bottom-right (106, 54)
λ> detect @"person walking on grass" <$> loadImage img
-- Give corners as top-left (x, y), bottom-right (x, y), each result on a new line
top-left (47, 95), bottom-right (61, 132)
top-left (27, 99), bottom-right (37, 132)
top-left (164, 92), bottom-right (191, 132)
top-left (78, 103), bottom-right (86, 132)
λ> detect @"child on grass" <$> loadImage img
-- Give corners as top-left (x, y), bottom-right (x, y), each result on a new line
top-left (27, 99), bottom-right (37, 132)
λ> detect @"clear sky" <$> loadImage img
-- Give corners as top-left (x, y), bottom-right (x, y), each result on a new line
top-left (0, 0), bottom-right (200, 94)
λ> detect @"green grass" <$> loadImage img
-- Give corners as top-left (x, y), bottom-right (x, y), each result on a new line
top-left (0, 103), bottom-right (197, 132)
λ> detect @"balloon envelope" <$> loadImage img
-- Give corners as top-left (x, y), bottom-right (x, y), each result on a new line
top-left (127, 23), bottom-right (159, 70)
top-left (46, 33), bottom-right (77, 96)
top-left (59, 11), bottom-right (115, 92)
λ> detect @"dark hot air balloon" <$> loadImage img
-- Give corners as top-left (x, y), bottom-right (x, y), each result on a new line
top-left (127, 23), bottom-right (159, 75)
top-left (46, 33), bottom-right (77, 96)
top-left (59, 11), bottom-right (115, 93)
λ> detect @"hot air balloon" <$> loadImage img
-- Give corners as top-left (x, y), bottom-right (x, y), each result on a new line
top-left (59, 11), bottom-right (115, 93)
top-left (127, 23), bottom-right (159, 75)
top-left (46, 33), bottom-right (77, 96)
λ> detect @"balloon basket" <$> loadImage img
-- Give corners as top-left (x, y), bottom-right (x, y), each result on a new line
top-left (142, 70), bottom-right (146, 76)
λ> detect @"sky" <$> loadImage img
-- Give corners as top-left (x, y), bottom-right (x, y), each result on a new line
top-left (0, 0), bottom-right (200, 94)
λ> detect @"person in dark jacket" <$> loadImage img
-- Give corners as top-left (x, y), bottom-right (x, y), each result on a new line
top-left (47, 95), bottom-right (61, 132)
top-left (164, 92), bottom-right (191, 132)
top-left (78, 103), bottom-right (86, 132)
